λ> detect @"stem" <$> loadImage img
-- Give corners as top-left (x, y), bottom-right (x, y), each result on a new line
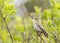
top-left (0, 10), bottom-right (13, 43)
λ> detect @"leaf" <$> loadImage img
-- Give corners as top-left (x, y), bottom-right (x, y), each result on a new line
top-left (15, 24), bottom-right (24, 33)
top-left (1, 30), bottom-right (8, 41)
top-left (34, 6), bottom-right (41, 14)
top-left (54, 3), bottom-right (60, 8)
top-left (13, 35), bottom-right (22, 41)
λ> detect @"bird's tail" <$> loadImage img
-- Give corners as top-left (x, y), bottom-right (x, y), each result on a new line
top-left (43, 31), bottom-right (48, 38)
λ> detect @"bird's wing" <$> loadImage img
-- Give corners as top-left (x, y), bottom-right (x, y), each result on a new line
top-left (36, 21), bottom-right (48, 38)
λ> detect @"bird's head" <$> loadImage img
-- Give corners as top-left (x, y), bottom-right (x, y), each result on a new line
top-left (31, 15), bottom-right (38, 20)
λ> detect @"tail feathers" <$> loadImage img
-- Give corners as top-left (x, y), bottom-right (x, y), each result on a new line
top-left (43, 31), bottom-right (48, 38)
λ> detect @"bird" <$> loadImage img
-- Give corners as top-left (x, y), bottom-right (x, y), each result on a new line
top-left (31, 16), bottom-right (48, 38)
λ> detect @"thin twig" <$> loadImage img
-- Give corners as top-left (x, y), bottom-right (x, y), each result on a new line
top-left (22, 17), bottom-right (26, 43)
top-left (52, 33), bottom-right (60, 43)
top-left (0, 10), bottom-right (13, 43)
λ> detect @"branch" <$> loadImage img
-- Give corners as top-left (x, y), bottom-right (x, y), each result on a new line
top-left (0, 10), bottom-right (13, 43)
top-left (52, 33), bottom-right (60, 43)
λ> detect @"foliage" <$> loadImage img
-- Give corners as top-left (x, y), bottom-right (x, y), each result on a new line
top-left (0, 0), bottom-right (60, 43)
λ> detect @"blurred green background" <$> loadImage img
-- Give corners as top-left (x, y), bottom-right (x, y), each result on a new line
top-left (0, 0), bottom-right (60, 43)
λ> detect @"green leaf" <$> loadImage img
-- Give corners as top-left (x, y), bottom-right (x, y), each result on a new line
top-left (34, 6), bottom-right (41, 14)
top-left (1, 30), bottom-right (8, 41)
top-left (13, 35), bottom-right (22, 41)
